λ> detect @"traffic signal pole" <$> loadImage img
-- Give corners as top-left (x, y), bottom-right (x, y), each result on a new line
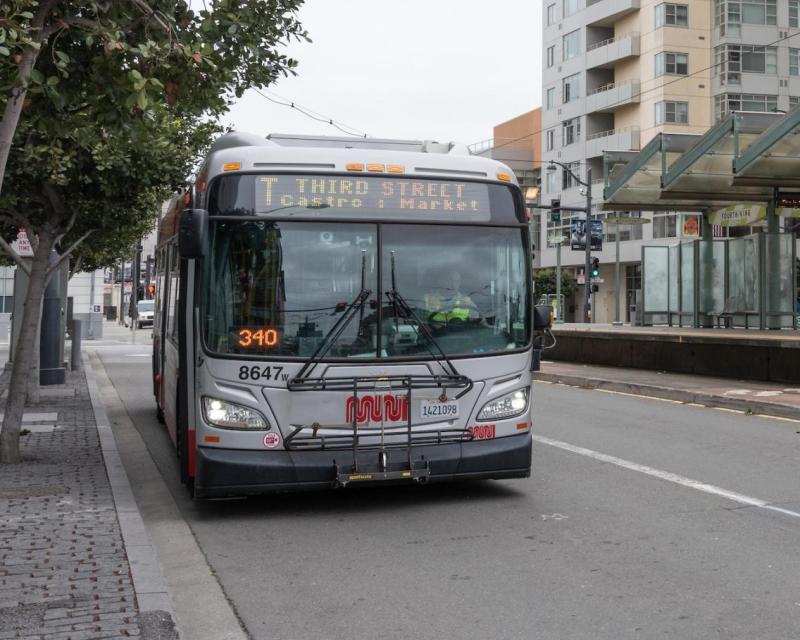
top-left (584, 167), bottom-right (592, 324)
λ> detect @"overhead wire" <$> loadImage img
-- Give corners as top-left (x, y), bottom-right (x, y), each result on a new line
top-left (252, 88), bottom-right (369, 138)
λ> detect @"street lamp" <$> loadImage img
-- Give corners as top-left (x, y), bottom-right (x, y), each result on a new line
top-left (547, 161), bottom-right (593, 323)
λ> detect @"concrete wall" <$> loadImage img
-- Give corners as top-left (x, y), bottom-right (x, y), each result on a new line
top-left (493, 108), bottom-right (542, 166)
top-left (68, 270), bottom-right (105, 339)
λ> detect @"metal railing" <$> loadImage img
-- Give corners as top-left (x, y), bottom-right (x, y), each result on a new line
top-left (586, 125), bottom-right (640, 141)
top-left (586, 31), bottom-right (640, 52)
top-left (587, 78), bottom-right (638, 96)
top-left (468, 138), bottom-right (494, 154)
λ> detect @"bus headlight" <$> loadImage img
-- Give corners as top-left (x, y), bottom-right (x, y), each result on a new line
top-left (202, 397), bottom-right (269, 430)
top-left (477, 388), bottom-right (529, 422)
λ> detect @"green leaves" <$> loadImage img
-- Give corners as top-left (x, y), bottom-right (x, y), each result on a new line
top-left (1, 0), bottom-right (310, 272)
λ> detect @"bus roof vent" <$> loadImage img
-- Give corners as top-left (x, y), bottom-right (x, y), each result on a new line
top-left (209, 132), bottom-right (274, 153)
top-left (267, 133), bottom-right (470, 155)
top-left (421, 140), bottom-right (470, 155)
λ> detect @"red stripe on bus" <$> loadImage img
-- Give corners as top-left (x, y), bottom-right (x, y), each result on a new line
top-left (188, 429), bottom-right (196, 478)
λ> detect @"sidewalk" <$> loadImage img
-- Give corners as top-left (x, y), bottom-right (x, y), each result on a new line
top-left (538, 360), bottom-right (800, 420)
top-left (0, 357), bottom-right (176, 639)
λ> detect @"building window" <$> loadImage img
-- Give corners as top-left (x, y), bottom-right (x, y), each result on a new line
top-left (741, 0), bottom-right (776, 25)
top-left (655, 3), bottom-right (688, 27)
top-left (791, 96), bottom-right (800, 109)
top-left (546, 129), bottom-right (555, 151)
top-left (791, 0), bottom-right (799, 28)
top-left (562, 73), bottom-right (581, 103)
top-left (653, 212), bottom-right (678, 238)
top-left (715, 93), bottom-right (778, 120)
top-left (547, 45), bottom-right (555, 67)
top-left (791, 49), bottom-right (799, 76)
top-left (546, 170), bottom-right (558, 194)
top-left (605, 213), bottom-right (644, 242)
top-left (563, 29), bottom-right (581, 61)
top-left (563, 0), bottom-right (580, 17)
top-left (716, 0), bottom-right (776, 34)
top-left (655, 51), bottom-right (688, 76)
top-left (547, 3), bottom-right (557, 25)
top-left (562, 118), bottom-right (581, 146)
top-left (546, 87), bottom-right (556, 109)
top-left (715, 44), bottom-right (777, 85)
top-left (655, 101), bottom-right (689, 124)
top-left (562, 162), bottom-right (581, 190)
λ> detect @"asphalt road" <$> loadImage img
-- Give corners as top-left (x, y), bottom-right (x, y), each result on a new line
top-left (95, 332), bottom-right (800, 640)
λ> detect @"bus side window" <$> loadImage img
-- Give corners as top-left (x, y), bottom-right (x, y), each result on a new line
top-left (167, 244), bottom-right (179, 341)
top-left (155, 247), bottom-right (166, 325)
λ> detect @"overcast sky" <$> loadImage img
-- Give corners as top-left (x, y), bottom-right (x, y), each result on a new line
top-left (217, 0), bottom-right (543, 147)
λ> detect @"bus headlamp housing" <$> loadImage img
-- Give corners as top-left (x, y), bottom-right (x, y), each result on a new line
top-left (202, 397), bottom-right (269, 430)
top-left (477, 388), bottom-right (529, 422)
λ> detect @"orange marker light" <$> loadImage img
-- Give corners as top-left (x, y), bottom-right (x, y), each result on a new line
top-left (497, 173), bottom-right (513, 182)
top-left (204, 435), bottom-right (221, 443)
top-left (516, 422), bottom-right (529, 431)
top-left (387, 165), bottom-right (405, 173)
top-left (367, 164), bottom-right (385, 172)
top-left (223, 162), bottom-right (241, 172)
top-left (346, 163), bottom-right (365, 171)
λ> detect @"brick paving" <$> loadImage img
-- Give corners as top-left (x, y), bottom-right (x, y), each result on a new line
top-left (0, 368), bottom-right (141, 639)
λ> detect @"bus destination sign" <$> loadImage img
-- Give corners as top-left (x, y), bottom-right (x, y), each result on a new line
top-left (255, 175), bottom-right (491, 218)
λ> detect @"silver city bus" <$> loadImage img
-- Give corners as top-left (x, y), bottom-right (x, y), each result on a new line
top-left (153, 132), bottom-right (551, 498)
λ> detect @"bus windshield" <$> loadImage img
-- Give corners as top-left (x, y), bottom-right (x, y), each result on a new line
top-left (203, 221), bottom-right (529, 359)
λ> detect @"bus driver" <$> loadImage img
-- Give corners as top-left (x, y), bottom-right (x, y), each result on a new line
top-left (424, 268), bottom-right (479, 325)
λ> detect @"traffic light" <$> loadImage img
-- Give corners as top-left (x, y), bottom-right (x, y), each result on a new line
top-left (550, 199), bottom-right (561, 223)
top-left (590, 257), bottom-right (600, 278)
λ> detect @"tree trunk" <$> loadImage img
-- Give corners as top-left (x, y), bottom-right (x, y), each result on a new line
top-left (0, 45), bottom-right (39, 199)
top-left (0, 232), bottom-right (54, 464)
top-left (26, 320), bottom-right (41, 404)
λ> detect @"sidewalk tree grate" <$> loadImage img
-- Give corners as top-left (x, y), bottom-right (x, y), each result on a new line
top-left (0, 484), bottom-right (68, 498)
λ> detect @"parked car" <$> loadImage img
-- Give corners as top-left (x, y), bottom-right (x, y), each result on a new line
top-left (125, 299), bottom-right (155, 329)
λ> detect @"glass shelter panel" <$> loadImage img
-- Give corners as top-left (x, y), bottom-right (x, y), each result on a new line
top-left (764, 233), bottom-right (795, 327)
top-left (643, 246), bottom-right (669, 324)
top-left (680, 241), bottom-right (696, 320)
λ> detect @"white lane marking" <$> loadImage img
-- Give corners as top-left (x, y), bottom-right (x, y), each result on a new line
top-left (533, 435), bottom-right (800, 520)
top-left (127, 353), bottom-right (151, 357)
top-left (594, 389), bottom-right (682, 403)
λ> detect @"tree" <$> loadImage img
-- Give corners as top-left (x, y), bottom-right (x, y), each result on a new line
top-left (0, 0), bottom-right (308, 463)
top-left (533, 268), bottom-right (575, 300)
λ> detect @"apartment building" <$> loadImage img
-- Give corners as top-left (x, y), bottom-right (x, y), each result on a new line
top-left (539, 0), bottom-right (799, 322)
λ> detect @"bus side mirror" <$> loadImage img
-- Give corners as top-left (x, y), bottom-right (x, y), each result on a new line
top-left (179, 209), bottom-right (208, 259)
top-left (533, 304), bottom-right (554, 330)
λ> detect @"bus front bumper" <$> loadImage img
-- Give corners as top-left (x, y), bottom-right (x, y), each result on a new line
top-left (193, 433), bottom-right (532, 498)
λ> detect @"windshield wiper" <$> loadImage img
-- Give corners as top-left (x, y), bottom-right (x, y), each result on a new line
top-left (385, 251), bottom-right (463, 380)
top-left (292, 250), bottom-right (370, 383)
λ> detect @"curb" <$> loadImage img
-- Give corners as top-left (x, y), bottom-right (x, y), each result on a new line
top-left (535, 372), bottom-right (800, 421)
top-left (82, 353), bottom-right (178, 624)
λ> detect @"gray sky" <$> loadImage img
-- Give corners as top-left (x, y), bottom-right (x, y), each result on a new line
top-left (218, 0), bottom-right (543, 146)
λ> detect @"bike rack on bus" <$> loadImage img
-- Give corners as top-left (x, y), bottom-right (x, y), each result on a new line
top-left (285, 373), bottom-right (473, 486)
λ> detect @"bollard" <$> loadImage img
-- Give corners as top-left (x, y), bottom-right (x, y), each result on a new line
top-left (71, 319), bottom-right (82, 371)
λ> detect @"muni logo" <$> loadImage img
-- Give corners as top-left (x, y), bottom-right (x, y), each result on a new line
top-left (345, 394), bottom-right (409, 424)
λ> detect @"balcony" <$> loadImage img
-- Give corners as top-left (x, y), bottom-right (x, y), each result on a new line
top-left (585, 0), bottom-right (641, 27)
top-left (585, 126), bottom-right (641, 159)
top-left (586, 32), bottom-right (640, 70)
top-left (585, 80), bottom-right (641, 114)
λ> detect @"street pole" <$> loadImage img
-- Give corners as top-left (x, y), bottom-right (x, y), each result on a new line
top-left (556, 239), bottom-right (562, 323)
top-left (613, 221), bottom-right (622, 326)
top-left (119, 259), bottom-right (125, 325)
top-left (584, 167), bottom-right (592, 324)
